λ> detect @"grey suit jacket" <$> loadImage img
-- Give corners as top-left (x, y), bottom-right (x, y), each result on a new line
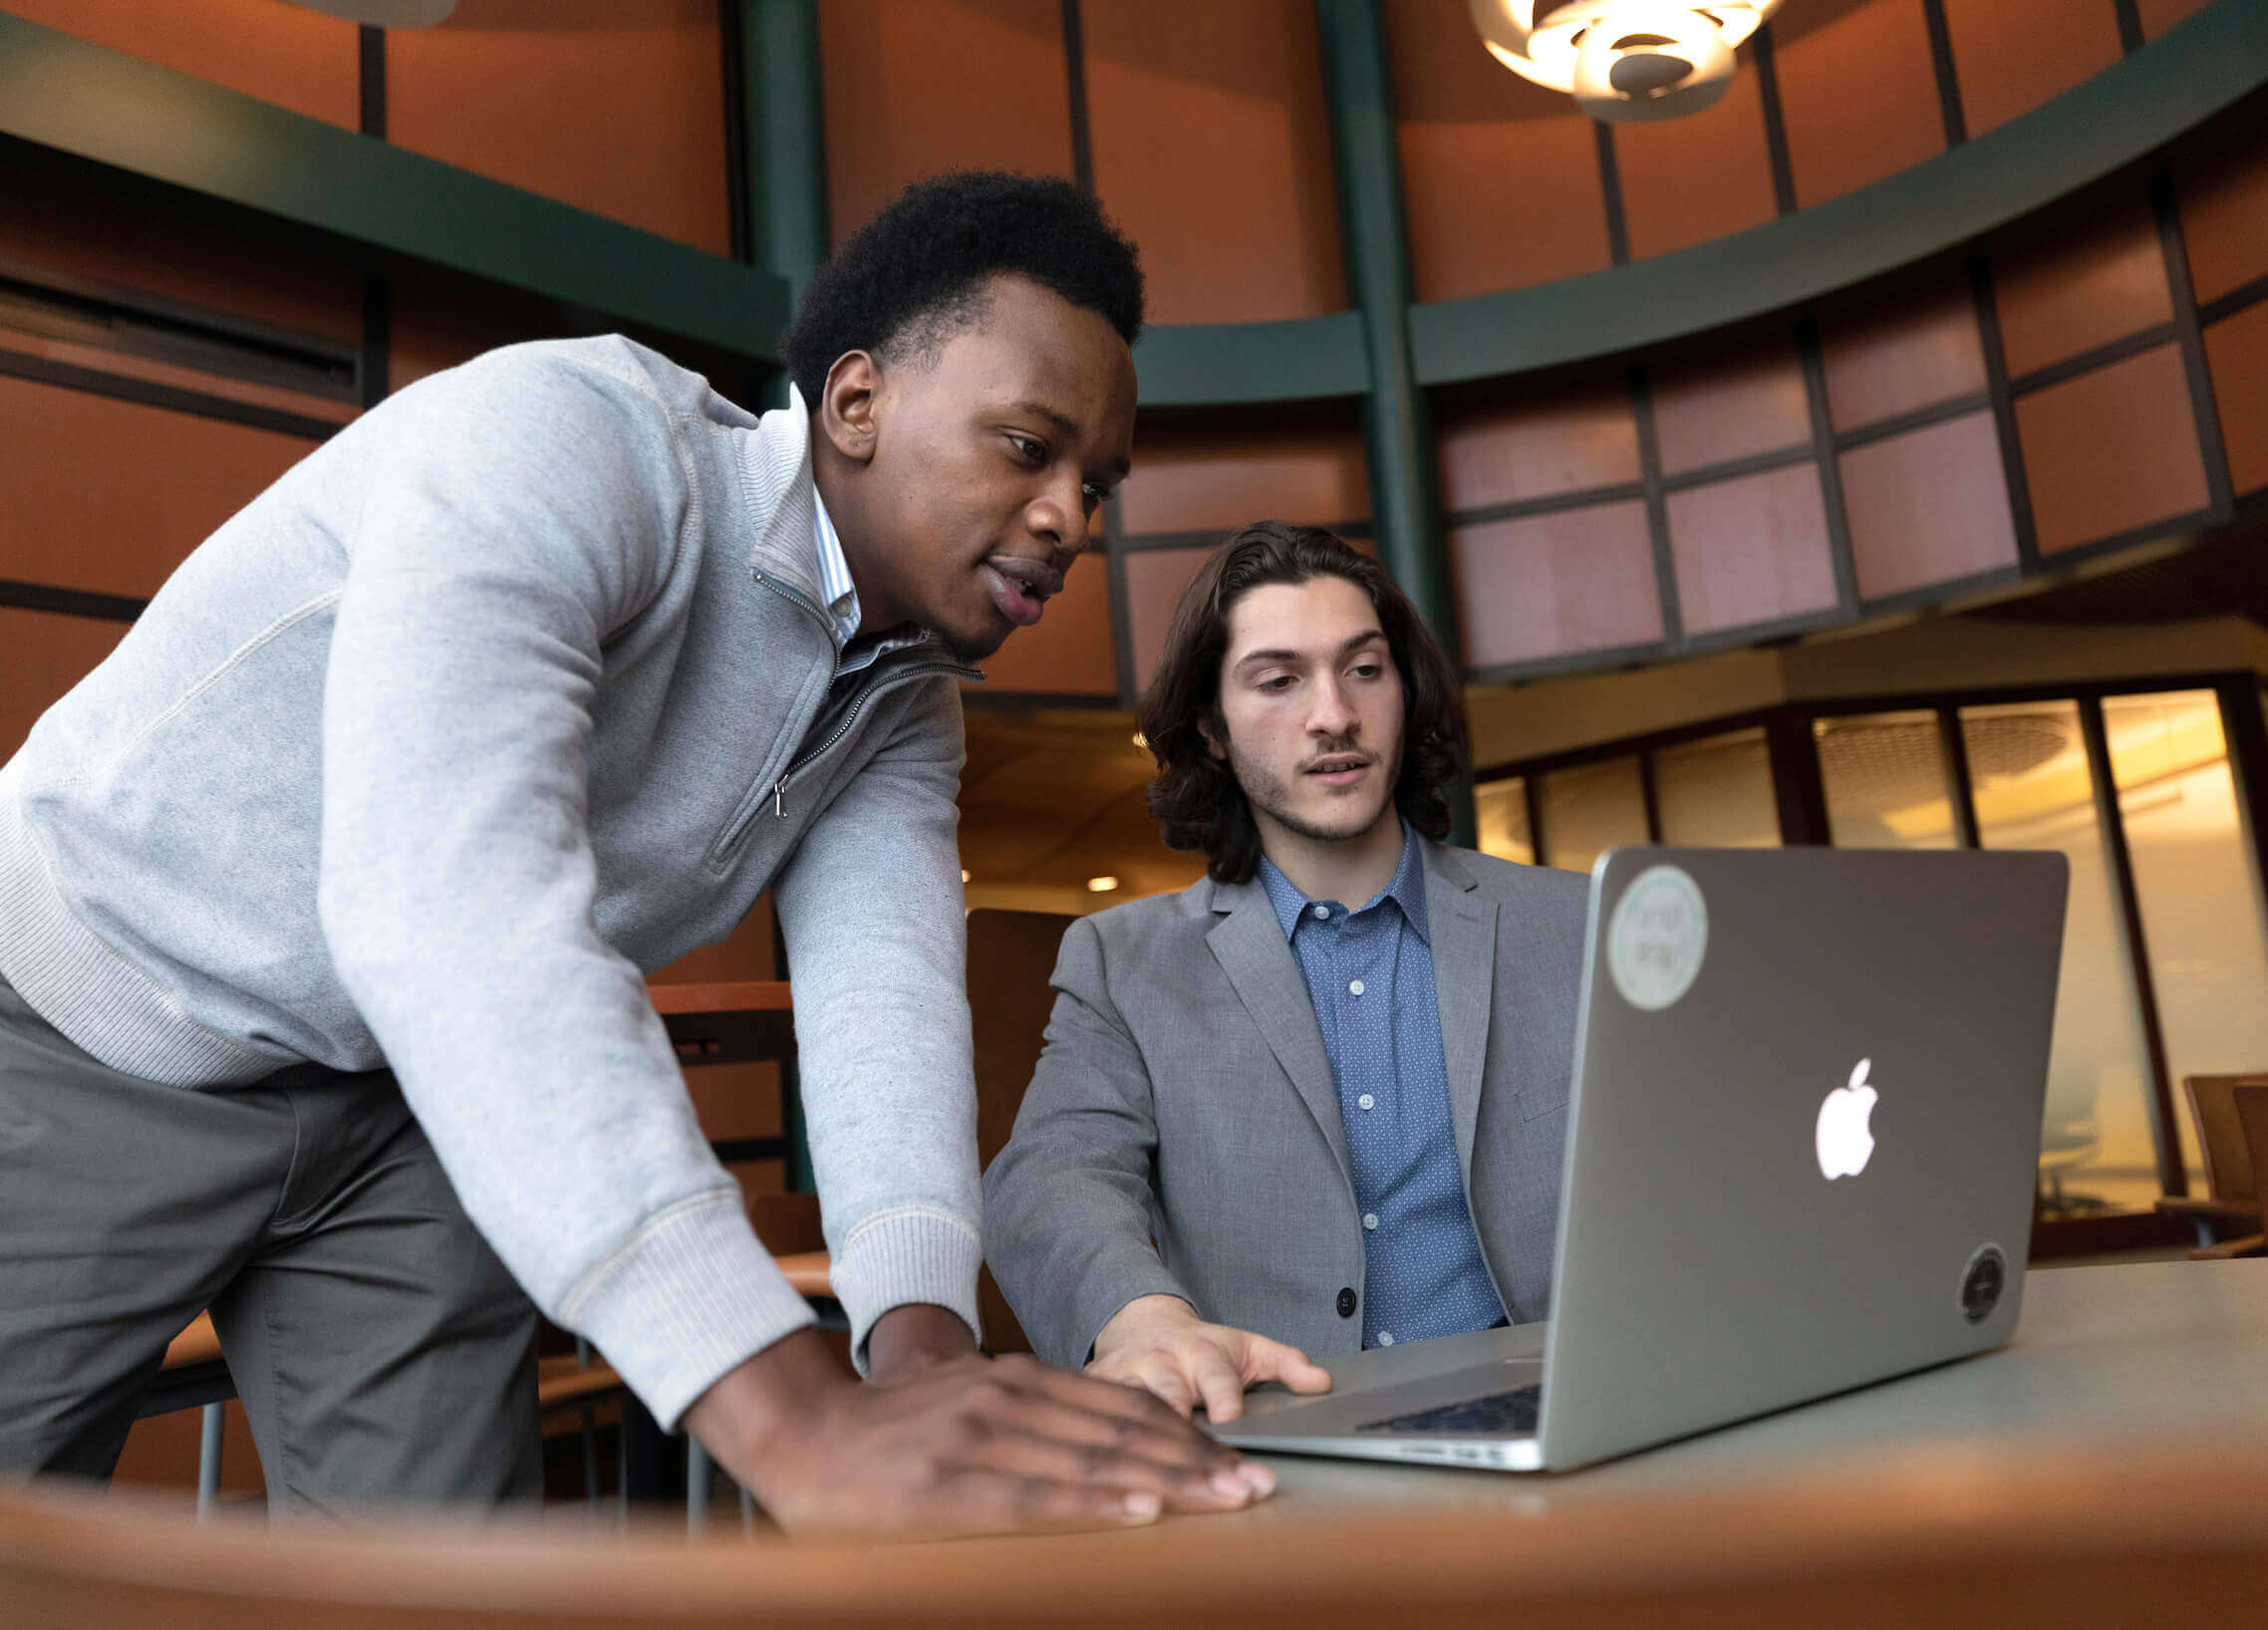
top-left (984, 841), bottom-right (1588, 1370)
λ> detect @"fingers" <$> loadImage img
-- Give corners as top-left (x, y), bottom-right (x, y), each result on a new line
top-left (949, 1419), bottom-right (1259, 1515)
top-left (928, 1468), bottom-right (1167, 1537)
top-left (1245, 1336), bottom-right (1334, 1395)
top-left (1187, 1346), bottom-right (1251, 1423)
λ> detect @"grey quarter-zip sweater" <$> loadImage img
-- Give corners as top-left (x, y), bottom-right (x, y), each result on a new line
top-left (0, 336), bottom-right (986, 1429)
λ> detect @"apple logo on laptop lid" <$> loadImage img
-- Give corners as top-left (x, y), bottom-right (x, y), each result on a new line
top-left (1816, 1058), bottom-right (1878, 1180)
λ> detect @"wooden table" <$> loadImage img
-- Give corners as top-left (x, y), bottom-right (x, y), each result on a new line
top-left (11, 1260), bottom-right (2263, 1628)
top-left (651, 978), bottom-right (796, 1067)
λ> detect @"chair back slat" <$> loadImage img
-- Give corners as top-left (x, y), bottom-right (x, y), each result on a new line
top-left (2182, 1074), bottom-right (2268, 1203)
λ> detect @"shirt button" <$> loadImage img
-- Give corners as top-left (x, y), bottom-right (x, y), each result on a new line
top-left (1336, 1287), bottom-right (1357, 1318)
top-left (1357, 1093), bottom-right (1375, 1111)
top-left (1362, 1213), bottom-right (1378, 1230)
top-left (1348, 978), bottom-right (1364, 996)
top-left (1311, 905), bottom-right (1329, 921)
top-left (1378, 1332), bottom-right (1396, 1347)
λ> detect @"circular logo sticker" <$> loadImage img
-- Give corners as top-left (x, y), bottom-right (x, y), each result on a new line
top-left (1606, 864), bottom-right (1709, 1012)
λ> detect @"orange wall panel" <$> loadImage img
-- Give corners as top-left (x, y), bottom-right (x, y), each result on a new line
top-left (2177, 134), bottom-right (2268, 308)
top-left (969, 552), bottom-right (1120, 695)
top-left (1610, 64), bottom-right (1779, 262)
top-left (1083, 0), bottom-right (1346, 324)
top-left (1116, 420), bottom-right (1368, 537)
top-left (1436, 375), bottom-right (1640, 512)
top-left (2015, 343), bottom-right (2211, 553)
top-left (1121, 544), bottom-right (1216, 694)
top-left (1817, 275), bottom-right (1988, 430)
top-left (0, 158), bottom-right (362, 347)
top-left (3, 0), bottom-right (359, 129)
top-left (1385, 0), bottom-right (1612, 303)
top-left (1648, 332), bottom-right (1813, 475)
top-left (387, 2), bottom-right (730, 256)
top-left (818, 0), bottom-right (1073, 250)
top-left (1939, 0), bottom-right (2122, 136)
top-left (0, 378), bottom-right (314, 599)
top-left (1774, 0), bottom-right (1946, 209)
top-left (1665, 462), bottom-right (1838, 636)
top-left (2204, 302), bottom-right (2268, 499)
top-left (1837, 410), bottom-right (2018, 600)
top-left (1452, 501), bottom-right (1663, 670)
top-left (1993, 194), bottom-right (2172, 380)
top-left (0, 607), bottom-right (130, 763)
top-left (386, 263), bottom-right (583, 394)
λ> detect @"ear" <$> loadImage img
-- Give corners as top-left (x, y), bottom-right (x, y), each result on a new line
top-left (816, 351), bottom-right (881, 466)
top-left (1198, 713), bottom-right (1229, 762)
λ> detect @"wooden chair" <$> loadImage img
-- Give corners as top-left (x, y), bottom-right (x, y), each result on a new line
top-left (2154, 1073), bottom-right (2266, 1255)
top-left (141, 1314), bottom-right (232, 1516)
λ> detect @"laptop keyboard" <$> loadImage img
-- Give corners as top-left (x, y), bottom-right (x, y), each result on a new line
top-left (1356, 1382), bottom-right (1543, 1436)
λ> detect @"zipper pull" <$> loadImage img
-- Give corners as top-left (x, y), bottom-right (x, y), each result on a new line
top-left (773, 778), bottom-right (787, 819)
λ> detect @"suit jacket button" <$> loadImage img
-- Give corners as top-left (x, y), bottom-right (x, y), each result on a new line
top-left (1336, 1287), bottom-right (1357, 1319)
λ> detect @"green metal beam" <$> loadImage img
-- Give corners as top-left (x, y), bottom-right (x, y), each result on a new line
top-left (1314, 0), bottom-right (1473, 845)
top-left (1409, 0), bottom-right (2268, 383)
top-left (0, 12), bottom-right (790, 361)
top-left (1133, 311), bottom-right (1369, 406)
top-left (737, 0), bottom-right (827, 408)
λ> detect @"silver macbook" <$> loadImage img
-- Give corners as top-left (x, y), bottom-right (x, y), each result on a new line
top-left (1213, 845), bottom-right (2068, 1473)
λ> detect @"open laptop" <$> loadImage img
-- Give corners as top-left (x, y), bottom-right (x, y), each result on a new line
top-left (1212, 845), bottom-right (2068, 1473)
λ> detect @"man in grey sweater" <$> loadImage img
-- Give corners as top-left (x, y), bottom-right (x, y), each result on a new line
top-left (0, 172), bottom-right (1268, 1531)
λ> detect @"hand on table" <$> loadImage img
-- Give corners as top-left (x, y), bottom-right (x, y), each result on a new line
top-left (1088, 1294), bottom-right (1333, 1424)
top-left (684, 1305), bottom-right (1275, 1538)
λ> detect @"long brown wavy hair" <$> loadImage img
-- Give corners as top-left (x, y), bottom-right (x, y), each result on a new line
top-left (1138, 521), bottom-right (1468, 884)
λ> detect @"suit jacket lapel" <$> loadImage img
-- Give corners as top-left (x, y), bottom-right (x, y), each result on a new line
top-left (1424, 844), bottom-right (1498, 1189)
top-left (1205, 878), bottom-right (1353, 1187)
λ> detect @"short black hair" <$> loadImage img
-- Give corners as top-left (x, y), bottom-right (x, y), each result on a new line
top-left (778, 170), bottom-right (1145, 407)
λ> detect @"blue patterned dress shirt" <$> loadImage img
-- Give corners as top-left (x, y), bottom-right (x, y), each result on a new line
top-left (1259, 827), bottom-right (1506, 1348)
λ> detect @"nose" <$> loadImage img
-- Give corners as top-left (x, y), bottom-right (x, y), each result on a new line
top-left (1026, 472), bottom-right (1091, 570)
top-left (1307, 673), bottom-right (1359, 739)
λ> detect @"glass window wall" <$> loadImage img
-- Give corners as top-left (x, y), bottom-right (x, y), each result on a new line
top-left (1960, 700), bottom-right (2158, 1216)
top-left (1539, 755), bottom-right (1647, 875)
top-left (1814, 710), bottom-right (1959, 848)
top-left (1654, 727), bottom-right (1780, 848)
top-left (2103, 690), bottom-right (2268, 1190)
top-left (1475, 776), bottom-right (1535, 866)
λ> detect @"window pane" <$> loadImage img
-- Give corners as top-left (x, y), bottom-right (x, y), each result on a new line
top-left (2104, 690), bottom-right (2268, 1191)
top-left (1540, 755), bottom-right (1648, 875)
top-left (1814, 710), bottom-right (1958, 848)
top-left (1962, 701), bottom-right (2157, 1216)
top-left (1475, 776), bottom-right (1535, 866)
top-left (1654, 727), bottom-right (1781, 847)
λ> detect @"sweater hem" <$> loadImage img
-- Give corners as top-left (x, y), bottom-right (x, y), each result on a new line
top-left (0, 768), bottom-right (278, 1087)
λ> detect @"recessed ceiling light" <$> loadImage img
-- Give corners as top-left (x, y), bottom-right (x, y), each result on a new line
top-left (1086, 876), bottom-right (1120, 893)
top-left (960, 869), bottom-right (972, 883)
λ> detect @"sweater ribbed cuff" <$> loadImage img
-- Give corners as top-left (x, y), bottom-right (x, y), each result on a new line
top-left (561, 1189), bottom-right (817, 1432)
top-left (829, 1205), bottom-right (985, 1374)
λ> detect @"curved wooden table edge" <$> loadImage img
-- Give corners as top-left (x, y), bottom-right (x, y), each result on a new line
top-left (5, 1448), bottom-right (2267, 1623)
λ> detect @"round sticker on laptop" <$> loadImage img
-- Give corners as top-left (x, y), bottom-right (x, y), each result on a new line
top-left (1606, 864), bottom-right (1708, 1012)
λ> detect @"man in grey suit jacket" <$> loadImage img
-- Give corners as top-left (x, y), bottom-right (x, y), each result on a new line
top-left (986, 522), bottom-right (1586, 1421)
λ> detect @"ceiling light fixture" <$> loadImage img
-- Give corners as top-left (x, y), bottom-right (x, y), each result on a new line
top-left (1467, 0), bottom-right (1782, 124)
top-left (288, 1), bottom-right (458, 27)
top-left (1086, 876), bottom-right (1120, 893)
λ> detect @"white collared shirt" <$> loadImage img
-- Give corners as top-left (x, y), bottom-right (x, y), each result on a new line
top-left (809, 485), bottom-right (863, 651)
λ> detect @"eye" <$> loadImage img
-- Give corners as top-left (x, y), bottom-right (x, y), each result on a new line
top-left (1349, 660), bottom-right (1383, 680)
top-left (1258, 675), bottom-right (1297, 693)
top-left (1006, 433), bottom-right (1047, 465)
top-left (1081, 482), bottom-right (1107, 509)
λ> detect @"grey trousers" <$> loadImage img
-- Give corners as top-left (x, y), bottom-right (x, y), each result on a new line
top-left (0, 974), bottom-right (541, 1515)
